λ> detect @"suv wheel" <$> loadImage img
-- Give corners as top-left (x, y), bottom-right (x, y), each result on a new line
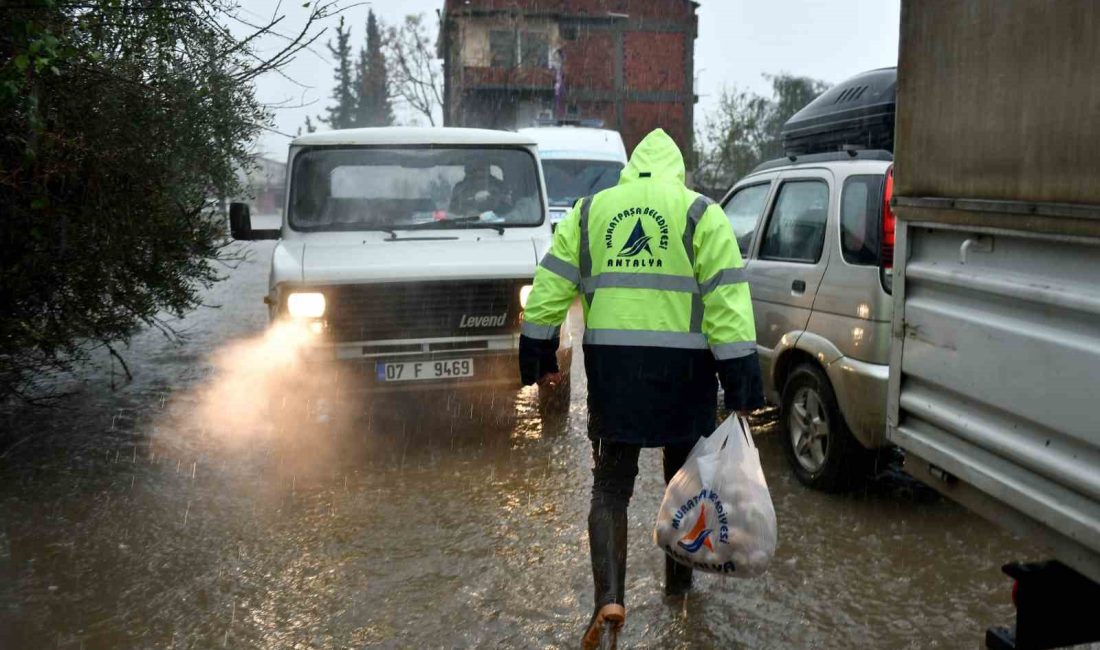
top-left (780, 363), bottom-right (866, 492)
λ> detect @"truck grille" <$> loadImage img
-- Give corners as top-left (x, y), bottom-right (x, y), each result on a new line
top-left (321, 279), bottom-right (526, 342)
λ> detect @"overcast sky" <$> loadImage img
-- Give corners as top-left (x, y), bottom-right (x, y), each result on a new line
top-left (239, 0), bottom-right (900, 160)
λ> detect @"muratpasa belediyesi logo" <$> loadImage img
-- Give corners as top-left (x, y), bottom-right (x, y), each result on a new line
top-left (665, 488), bottom-right (738, 574)
top-left (678, 506), bottom-right (714, 553)
top-left (603, 207), bottom-right (669, 268)
top-left (618, 220), bottom-right (653, 257)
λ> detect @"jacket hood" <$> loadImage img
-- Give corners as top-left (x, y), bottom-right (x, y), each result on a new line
top-left (618, 128), bottom-right (685, 185)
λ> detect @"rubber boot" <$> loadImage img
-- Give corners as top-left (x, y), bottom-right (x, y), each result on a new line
top-left (581, 603), bottom-right (625, 650)
top-left (665, 556), bottom-right (693, 597)
top-left (588, 502), bottom-right (628, 610)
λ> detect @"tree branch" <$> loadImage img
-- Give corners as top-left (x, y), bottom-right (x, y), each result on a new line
top-left (105, 343), bottom-right (133, 382)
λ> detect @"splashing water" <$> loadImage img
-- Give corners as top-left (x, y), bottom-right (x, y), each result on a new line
top-left (150, 319), bottom-right (348, 466)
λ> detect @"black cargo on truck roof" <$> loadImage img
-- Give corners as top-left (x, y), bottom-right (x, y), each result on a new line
top-left (781, 67), bottom-right (896, 156)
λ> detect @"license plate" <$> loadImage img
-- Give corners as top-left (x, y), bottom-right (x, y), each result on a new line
top-left (376, 358), bottom-right (474, 382)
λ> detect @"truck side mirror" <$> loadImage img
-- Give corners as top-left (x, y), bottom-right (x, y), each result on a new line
top-left (229, 202), bottom-right (253, 239)
top-left (229, 202), bottom-right (279, 240)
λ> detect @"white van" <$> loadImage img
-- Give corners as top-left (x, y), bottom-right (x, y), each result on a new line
top-left (229, 127), bottom-right (572, 409)
top-left (519, 126), bottom-right (627, 229)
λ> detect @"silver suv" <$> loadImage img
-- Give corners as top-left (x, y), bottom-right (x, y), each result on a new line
top-left (719, 150), bottom-right (896, 491)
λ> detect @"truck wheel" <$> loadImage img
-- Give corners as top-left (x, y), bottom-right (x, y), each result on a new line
top-left (780, 363), bottom-right (867, 492)
top-left (537, 373), bottom-right (571, 417)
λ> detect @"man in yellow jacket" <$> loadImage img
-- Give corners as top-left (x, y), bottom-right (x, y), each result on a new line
top-left (519, 128), bottom-right (764, 647)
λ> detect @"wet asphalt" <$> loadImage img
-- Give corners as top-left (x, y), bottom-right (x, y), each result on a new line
top-left (0, 240), bottom-right (1040, 649)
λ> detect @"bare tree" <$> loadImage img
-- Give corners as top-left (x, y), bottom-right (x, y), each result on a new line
top-left (384, 13), bottom-right (443, 126)
top-left (694, 74), bottom-right (829, 196)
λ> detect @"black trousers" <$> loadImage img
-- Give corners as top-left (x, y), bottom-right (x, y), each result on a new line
top-left (589, 439), bottom-right (695, 609)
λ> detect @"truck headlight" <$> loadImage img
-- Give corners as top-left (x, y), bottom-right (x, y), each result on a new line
top-left (287, 292), bottom-right (326, 319)
top-left (519, 284), bottom-right (533, 309)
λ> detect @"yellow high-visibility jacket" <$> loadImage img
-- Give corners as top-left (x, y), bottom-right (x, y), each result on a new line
top-left (520, 128), bottom-right (763, 446)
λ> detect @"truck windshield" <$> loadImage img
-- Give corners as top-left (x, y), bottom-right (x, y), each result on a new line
top-left (288, 147), bottom-right (544, 231)
top-left (541, 159), bottom-right (623, 206)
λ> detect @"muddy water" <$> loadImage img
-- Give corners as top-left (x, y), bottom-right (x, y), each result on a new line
top-left (0, 242), bottom-right (1040, 649)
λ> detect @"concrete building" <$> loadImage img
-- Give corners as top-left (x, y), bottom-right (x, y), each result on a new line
top-left (438, 0), bottom-right (699, 160)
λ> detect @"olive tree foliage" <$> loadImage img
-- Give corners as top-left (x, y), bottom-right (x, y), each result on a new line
top-left (383, 13), bottom-right (443, 126)
top-left (695, 73), bottom-right (829, 197)
top-left (0, 0), bottom-right (339, 401)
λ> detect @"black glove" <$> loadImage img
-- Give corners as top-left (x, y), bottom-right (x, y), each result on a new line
top-left (716, 352), bottom-right (765, 412)
top-left (519, 334), bottom-right (560, 386)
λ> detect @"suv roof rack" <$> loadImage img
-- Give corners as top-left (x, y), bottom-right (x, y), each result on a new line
top-left (750, 149), bottom-right (893, 174)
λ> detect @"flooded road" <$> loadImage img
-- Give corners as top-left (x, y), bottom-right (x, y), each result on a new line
top-left (1, 242), bottom-right (1039, 649)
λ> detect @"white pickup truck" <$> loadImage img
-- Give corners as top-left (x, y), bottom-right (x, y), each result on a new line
top-left (229, 127), bottom-right (571, 409)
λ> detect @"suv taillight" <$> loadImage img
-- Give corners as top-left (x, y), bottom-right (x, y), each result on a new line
top-left (881, 165), bottom-right (896, 269)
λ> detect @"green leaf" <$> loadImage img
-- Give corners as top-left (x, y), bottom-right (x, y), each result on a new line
top-left (14, 54), bottom-right (29, 73)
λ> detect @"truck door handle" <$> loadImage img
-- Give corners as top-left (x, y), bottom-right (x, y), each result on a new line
top-left (792, 280), bottom-right (806, 293)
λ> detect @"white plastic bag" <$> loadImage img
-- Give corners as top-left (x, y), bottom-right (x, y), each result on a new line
top-left (653, 415), bottom-right (777, 577)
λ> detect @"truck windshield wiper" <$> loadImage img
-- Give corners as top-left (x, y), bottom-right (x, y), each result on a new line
top-left (370, 228), bottom-right (459, 242)
top-left (398, 218), bottom-right (505, 235)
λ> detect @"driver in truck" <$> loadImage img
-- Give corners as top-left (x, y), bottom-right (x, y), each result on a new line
top-left (449, 155), bottom-right (514, 216)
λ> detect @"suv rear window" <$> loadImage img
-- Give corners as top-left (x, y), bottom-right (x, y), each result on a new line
top-left (840, 175), bottom-right (885, 266)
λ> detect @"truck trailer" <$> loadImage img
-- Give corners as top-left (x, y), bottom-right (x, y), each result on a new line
top-left (887, 1), bottom-right (1100, 647)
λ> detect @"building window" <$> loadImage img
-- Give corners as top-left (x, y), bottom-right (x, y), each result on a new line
top-left (489, 30), bottom-right (516, 68)
top-left (520, 31), bottom-right (549, 67)
top-left (489, 30), bottom-right (549, 69)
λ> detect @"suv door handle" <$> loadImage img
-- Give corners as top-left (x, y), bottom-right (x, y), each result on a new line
top-left (791, 279), bottom-right (806, 293)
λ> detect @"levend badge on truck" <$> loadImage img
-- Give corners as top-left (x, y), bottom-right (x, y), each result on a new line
top-left (227, 127), bottom-right (572, 409)
top-left (459, 313), bottom-right (507, 328)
